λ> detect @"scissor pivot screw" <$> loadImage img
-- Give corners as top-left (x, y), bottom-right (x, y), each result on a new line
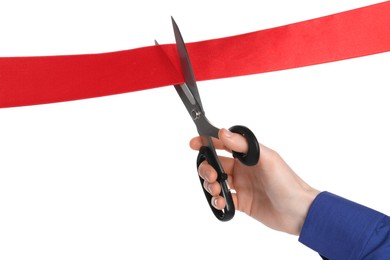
top-left (191, 109), bottom-right (201, 120)
top-left (220, 173), bottom-right (228, 181)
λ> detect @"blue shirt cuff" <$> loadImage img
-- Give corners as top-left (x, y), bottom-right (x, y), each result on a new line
top-left (299, 191), bottom-right (386, 259)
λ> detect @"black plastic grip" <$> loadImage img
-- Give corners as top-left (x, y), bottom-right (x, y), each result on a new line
top-left (229, 125), bottom-right (260, 166)
top-left (197, 146), bottom-right (235, 221)
top-left (196, 125), bottom-right (259, 221)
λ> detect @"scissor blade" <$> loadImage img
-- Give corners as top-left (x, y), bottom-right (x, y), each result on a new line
top-left (174, 83), bottom-right (199, 116)
top-left (155, 40), bottom-right (199, 117)
top-left (171, 17), bottom-right (204, 112)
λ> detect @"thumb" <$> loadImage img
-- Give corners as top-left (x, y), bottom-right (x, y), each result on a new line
top-left (219, 128), bottom-right (249, 154)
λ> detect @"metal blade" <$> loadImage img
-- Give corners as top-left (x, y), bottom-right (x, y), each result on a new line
top-left (155, 40), bottom-right (196, 115)
top-left (171, 17), bottom-right (204, 112)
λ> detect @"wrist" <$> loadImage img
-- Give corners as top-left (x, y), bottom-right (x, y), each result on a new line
top-left (294, 188), bottom-right (320, 235)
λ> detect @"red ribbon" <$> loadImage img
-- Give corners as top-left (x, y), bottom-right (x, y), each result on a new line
top-left (1, 1), bottom-right (389, 108)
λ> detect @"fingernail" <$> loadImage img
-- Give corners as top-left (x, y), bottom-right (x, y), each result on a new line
top-left (207, 184), bottom-right (213, 193)
top-left (213, 198), bottom-right (218, 208)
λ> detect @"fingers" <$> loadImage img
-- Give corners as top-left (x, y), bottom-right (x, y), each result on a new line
top-left (189, 136), bottom-right (203, 150)
top-left (219, 128), bottom-right (249, 154)
top-left (202, 178), bottom-right (221, 197)
top-left (189, 128), bottom-right (249, 154)
top-left (189, 136), bottom-right (224, 151)
top-left (198, 156), bottom-right (235, 180)
top-left (211, 196), bottom-right (226, 210)
top-left (198, 159), bottom-right (234, 210)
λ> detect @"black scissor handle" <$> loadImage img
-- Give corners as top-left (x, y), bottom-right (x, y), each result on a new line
top-left (196, 125), bottom-right (260, 221)
top-left (197, 146), bottom-right (235, 221)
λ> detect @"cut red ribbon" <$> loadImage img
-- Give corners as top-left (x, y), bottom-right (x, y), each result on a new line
top-left (1, 1), bottom-right (389, 108)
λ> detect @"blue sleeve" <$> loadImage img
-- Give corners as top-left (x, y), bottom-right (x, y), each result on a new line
top-left (298, 191), bottom-right (390, 259)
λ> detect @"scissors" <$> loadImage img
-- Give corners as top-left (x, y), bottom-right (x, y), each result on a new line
top-left (162, 18), bottom-right (260, 221)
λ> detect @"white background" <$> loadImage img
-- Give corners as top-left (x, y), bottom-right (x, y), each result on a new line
top-left (0, 0), bottom-right (389, 259)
